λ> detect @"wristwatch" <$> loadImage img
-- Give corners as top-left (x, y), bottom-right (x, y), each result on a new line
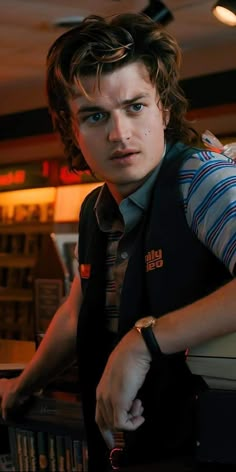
top-left (134, 316), bottom-right (163, 358)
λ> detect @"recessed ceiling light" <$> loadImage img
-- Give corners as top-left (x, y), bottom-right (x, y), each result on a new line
top-left (212, 0), bottom-right (236, 26)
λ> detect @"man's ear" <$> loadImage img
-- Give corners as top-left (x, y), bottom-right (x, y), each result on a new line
top-left (163, 108), bottom-right (170, 129)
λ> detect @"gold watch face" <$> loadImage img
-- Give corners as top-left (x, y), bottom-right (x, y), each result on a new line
top-left (135, 316), bottom-right (156, 329)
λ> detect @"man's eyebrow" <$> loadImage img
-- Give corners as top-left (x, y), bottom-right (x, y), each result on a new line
top-left (77, 105), bottom-right (104, 114)
top-left (77, 94), bottom-right (150, 114)
top-left (122, 94), bottom-right (149, 105)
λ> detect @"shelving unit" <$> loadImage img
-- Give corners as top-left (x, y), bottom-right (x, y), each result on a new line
top-left (0, 161), bottom-right (103, 470)
top-left (0, 391), bottom-right (87, 471)
top-left (0, 222), bottom-right (53, 340)
top-left (0, 177), bottom-right (101, 343)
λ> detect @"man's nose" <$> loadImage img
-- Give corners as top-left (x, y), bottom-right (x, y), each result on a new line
top-left (107, 115), bottom-right (131, 142)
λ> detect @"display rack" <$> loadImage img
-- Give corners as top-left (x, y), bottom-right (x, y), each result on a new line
top-left (0, 391), bottom-right (87, 471)
top-left (0, 222), bottom-right (53, 340)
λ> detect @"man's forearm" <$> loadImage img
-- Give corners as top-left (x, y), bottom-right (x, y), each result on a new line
top-left (154, 278), bottom-right (236, 354)
top-left (15, 301), bottom-right (78, 395)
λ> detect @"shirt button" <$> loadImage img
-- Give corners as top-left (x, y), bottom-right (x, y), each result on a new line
top-left (120, 251), bottom-right (128, 260)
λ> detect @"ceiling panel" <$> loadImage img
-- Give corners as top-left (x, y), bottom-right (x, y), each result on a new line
top-left (0, 0), bottom-right (235, 117)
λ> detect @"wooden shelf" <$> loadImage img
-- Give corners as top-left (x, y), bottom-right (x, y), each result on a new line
top-left (0, 254), bottom-right (35, 268)
top-left (0, 223), bottom-right (72, 341)
top-left (0, 221), bottom-right (78, 235)
top-left (0, 222), bottom-right (53, 234)
top-left (0, 393), bottom-right (84, 437)
top-left (0, 288), bottom-right (33, 302)
top-left (0, 339), bottom-right (35, 363)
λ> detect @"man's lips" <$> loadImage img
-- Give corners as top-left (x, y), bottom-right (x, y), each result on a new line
top-left (110, 150), bottom-right (140, 160)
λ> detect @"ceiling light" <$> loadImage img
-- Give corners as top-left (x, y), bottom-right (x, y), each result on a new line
top-left (142, 0), bottom-right (174, 26)
top-left (212, 0), bottom-right (236, 26)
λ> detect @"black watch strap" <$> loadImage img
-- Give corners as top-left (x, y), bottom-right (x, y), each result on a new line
top-left (141, 326), bottom-right (164, 358)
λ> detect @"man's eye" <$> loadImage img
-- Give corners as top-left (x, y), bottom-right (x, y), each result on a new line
top-left (87, 112), bottom-right (105, 124)
top-left (130, 103), bottom-right (144, 112)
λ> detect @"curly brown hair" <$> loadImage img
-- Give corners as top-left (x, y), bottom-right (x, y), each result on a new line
top-left (46, 13), bottom-right (194, 171)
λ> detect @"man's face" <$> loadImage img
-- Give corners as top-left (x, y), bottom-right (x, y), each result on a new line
top-left (70, 61), bottom-right (169, 202)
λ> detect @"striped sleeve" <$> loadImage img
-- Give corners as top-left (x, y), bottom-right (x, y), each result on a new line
top-left (179, 150), bottom-right (236, 275)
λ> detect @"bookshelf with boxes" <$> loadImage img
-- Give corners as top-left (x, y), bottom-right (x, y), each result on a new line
top-left (0, 161), bottom-right (57, 341)
top-left (0, 248), bottom-right (86, 471)
top-left (2, 391), bottom-right (88, 472)
top-left (0, 222), bottom-right (54, 341)
top-left (0, 159), bottom-right (101, 342)
top-left (0, 196), bottom-right (55, 341)
top-left (0, 161), bottom-right (102, 471)
top-left (0, 221), bottom-right (87, 470)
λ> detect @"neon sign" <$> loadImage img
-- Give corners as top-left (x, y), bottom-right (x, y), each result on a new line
top-left (0, 170), bottom-right (25, 187)
top-left (0, 162), bottom-right (50, 192)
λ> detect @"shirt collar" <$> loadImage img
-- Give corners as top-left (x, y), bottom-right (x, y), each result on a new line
top-left (94, 143), bottom-right (166, 232)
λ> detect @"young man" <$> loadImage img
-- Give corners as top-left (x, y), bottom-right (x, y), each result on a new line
top-left (0, 13), bottom-right (236, 472)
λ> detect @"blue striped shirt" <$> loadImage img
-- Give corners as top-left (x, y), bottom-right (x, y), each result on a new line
top-left (179, 150), bottom-right (236, 275)
top-left (94, 148), bottom-right (236, 332)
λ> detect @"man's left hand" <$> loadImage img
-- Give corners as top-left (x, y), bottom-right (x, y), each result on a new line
top-left (95, 328), bottom-right (151, 449)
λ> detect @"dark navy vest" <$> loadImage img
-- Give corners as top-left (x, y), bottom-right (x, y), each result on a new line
top-left (77, 142), bottom-right (232, 471)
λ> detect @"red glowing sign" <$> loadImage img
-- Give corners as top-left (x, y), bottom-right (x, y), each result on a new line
top-left (0, 170), bottom-right (26, 187)
top-left (0, 162), bottom-right (50, 192)
top-left (59, 165), bottom-right (95, 185)
top-left (0, 160), bottom-right (98, 192)
top-left (59, 166), bottom-right (82, 184)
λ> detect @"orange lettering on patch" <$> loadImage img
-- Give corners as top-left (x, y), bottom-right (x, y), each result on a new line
top-left (145, 249), bottom-right (164, 272)
top-left (80, 264), bottom-right (91, 279)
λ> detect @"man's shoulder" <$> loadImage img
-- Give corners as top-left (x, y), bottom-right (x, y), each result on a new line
top-left (177, 146), bottom-right (235, 200)
top-left (180, 147), bottom-right (234, 172)
top-left (163, 142), bottom-right (230, 175)
top-left (81, 184), bottom-right (102, 212)
top-left (79, 184), bottom-right (103, 232)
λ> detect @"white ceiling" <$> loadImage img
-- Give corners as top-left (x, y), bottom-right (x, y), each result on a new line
top-left (0, 0), bottom-right (235, 117)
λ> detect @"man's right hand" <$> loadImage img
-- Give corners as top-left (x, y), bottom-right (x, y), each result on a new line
top-left (0, 275), bottom-right (83, 422)
top-left (0, 377), bottom-right (28, 421)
